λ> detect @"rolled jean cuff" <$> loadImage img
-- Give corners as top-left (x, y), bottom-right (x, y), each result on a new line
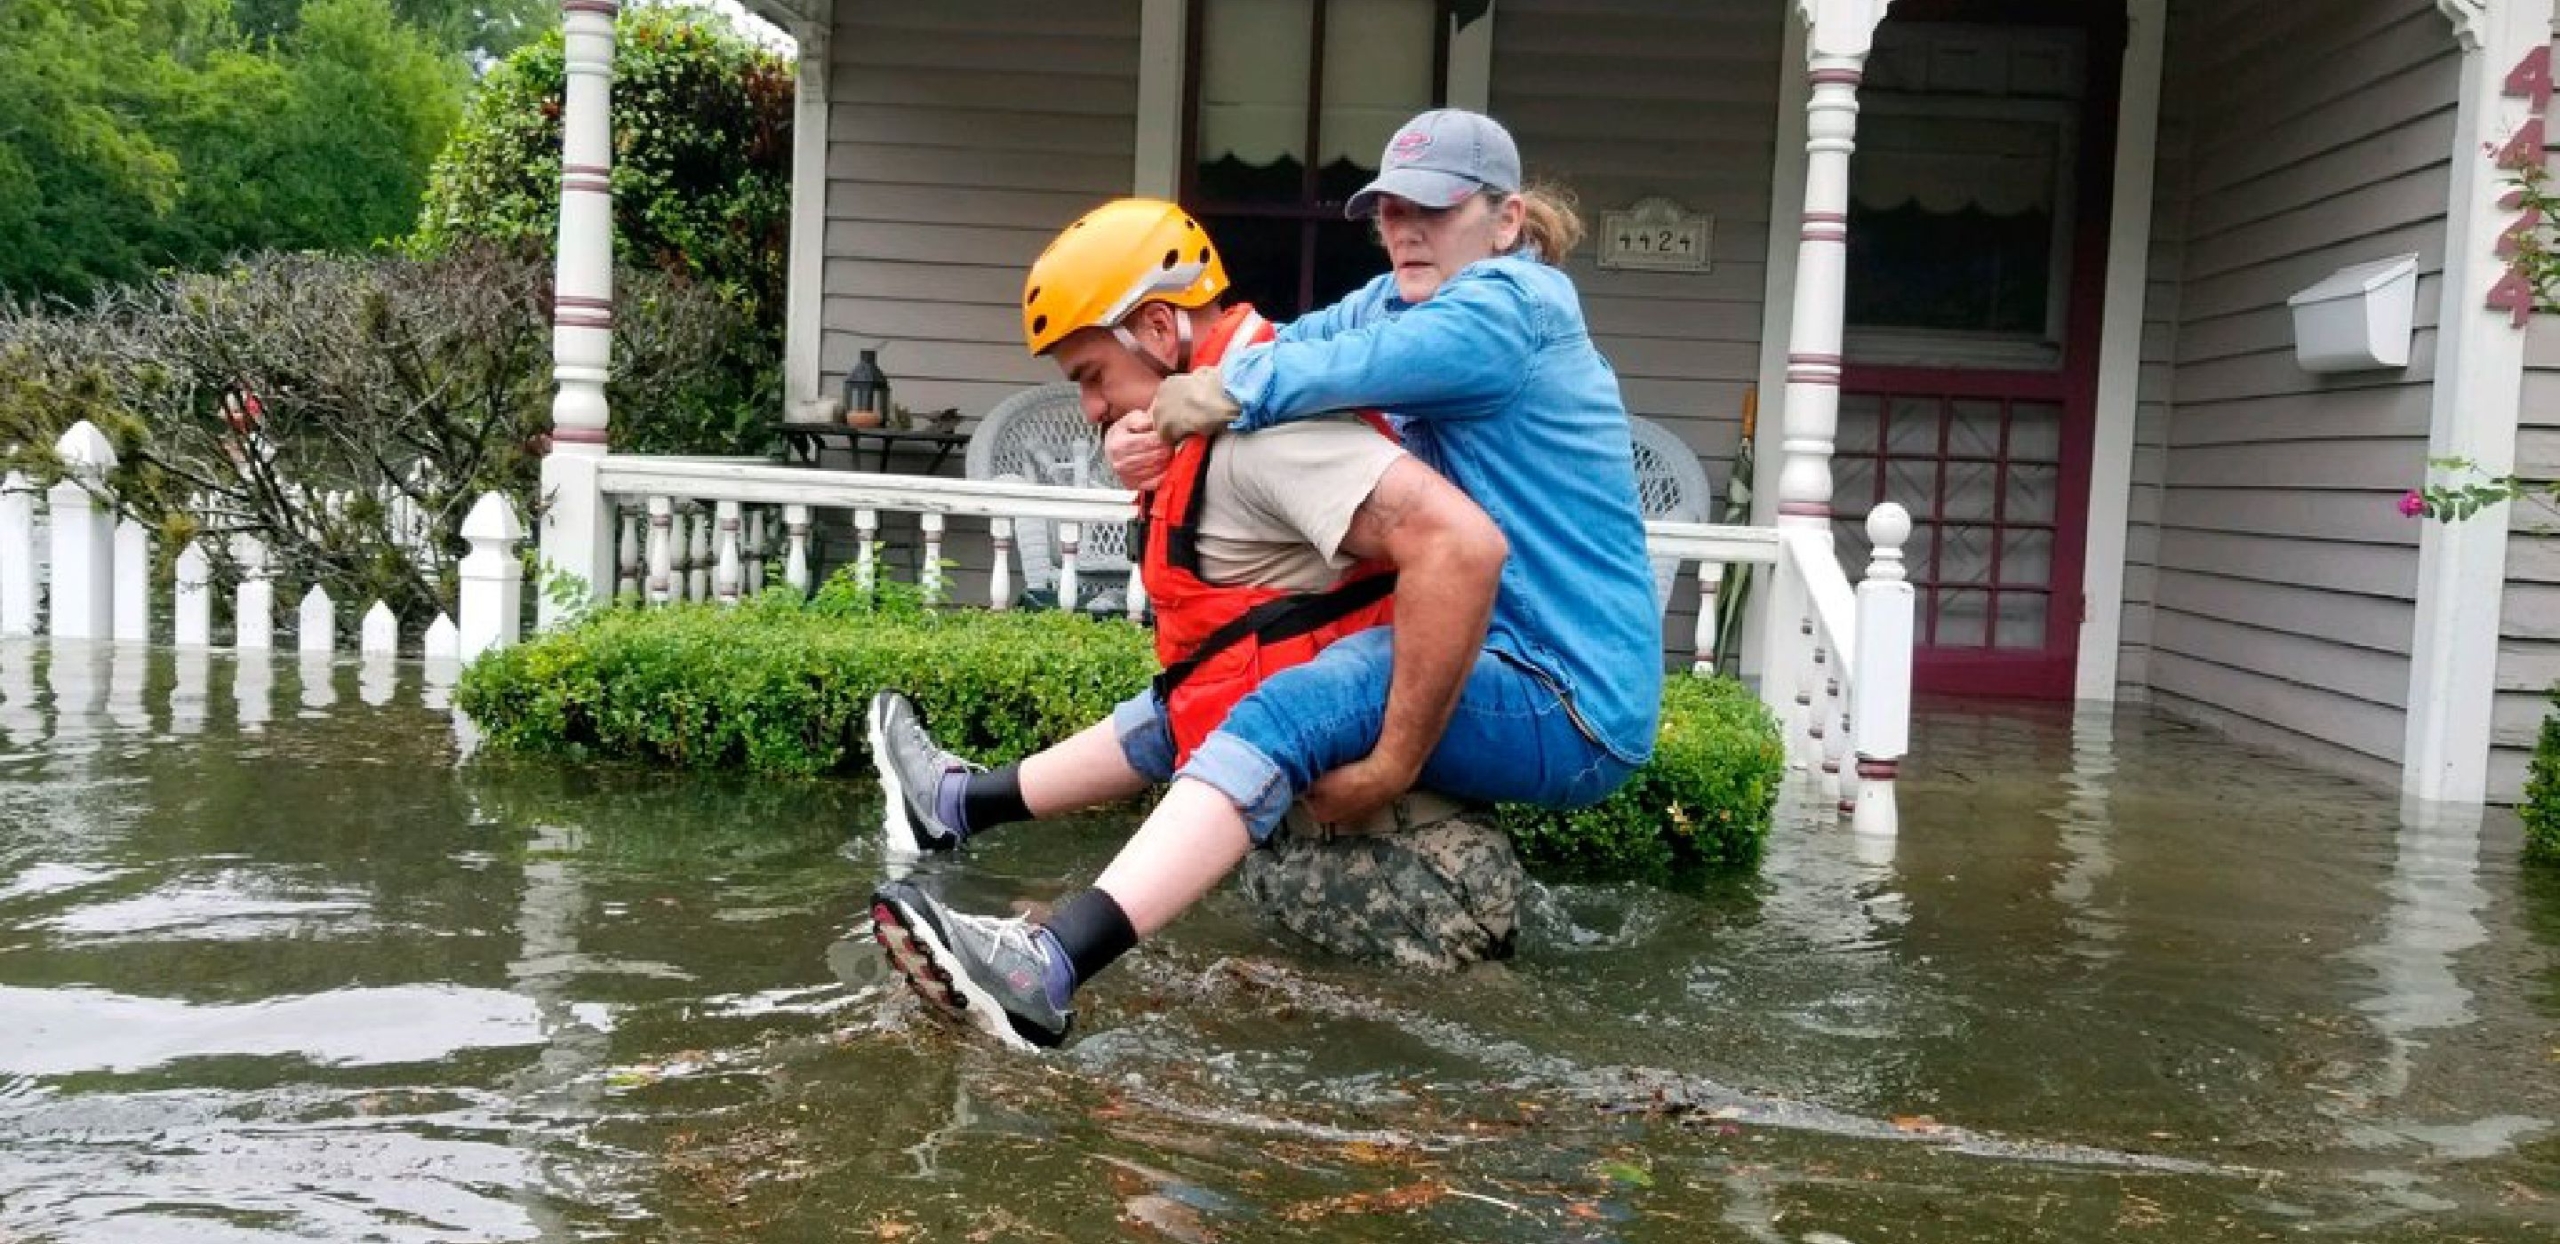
top-left (1175, 731), bottom-right (1294, 845)
top-left (1109, 691), bottom-right (1179, 783)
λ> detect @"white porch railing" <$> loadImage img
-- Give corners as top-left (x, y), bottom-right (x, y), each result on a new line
top-left (577, 455), bottom-right (1916, 834)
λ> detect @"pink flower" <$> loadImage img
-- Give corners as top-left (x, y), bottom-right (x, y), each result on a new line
top-left (2398, 490), bottom-right (2428, 518)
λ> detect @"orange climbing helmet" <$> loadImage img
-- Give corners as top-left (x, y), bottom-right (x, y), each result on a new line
top-left (1022, 198), bottom-right (1229, 357)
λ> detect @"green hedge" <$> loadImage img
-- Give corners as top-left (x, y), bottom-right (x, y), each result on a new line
top-left (1498, 674), bottom-right (1786, 874)
top-left (2527, 694), bottom-right (2559, 865)
top-left (457, 580), bottom-right (1158, 778)
top-left (458, 581), bottom-right (1786, 871)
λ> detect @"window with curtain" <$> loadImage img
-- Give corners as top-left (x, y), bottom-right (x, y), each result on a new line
top-left (1185, 0), bottom-right (1446, 317)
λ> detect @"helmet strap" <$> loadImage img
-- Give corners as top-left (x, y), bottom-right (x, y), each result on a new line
top-left (1110, 306), bottom-right (1195, 376)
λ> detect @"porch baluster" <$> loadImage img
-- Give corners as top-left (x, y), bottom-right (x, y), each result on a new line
top-left (1124, 560), bottom-right (1148, 624)
top-left (687, 507), bottom-right (712, 602)
top-left (616, 507), bottom-right (640, 601)
top-left (853, 509), bottom-right (878, 594)
top-left (645, 495), bottom-right (673, 606)
top-left (745, 509), bottom-right (767, 595)
top-left (1692, 559), bottom-right (1721, 676)
top-left (783, 505), bottom-right (811, 594)
top-left (1056, 521), bottom-right (1081, 616)
top-left (989, 517), bottom-right (1015, 610)
top-left (714, 500), bottom-right (742, 604)
top-left (919, 513), bottom-right (945, 601)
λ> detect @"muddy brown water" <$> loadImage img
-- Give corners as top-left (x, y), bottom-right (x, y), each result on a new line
top-left (0, 639), bottom-right (2554, 1241)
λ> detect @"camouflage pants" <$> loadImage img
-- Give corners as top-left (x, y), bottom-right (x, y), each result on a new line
top-left (1233, 799), bottom-right (1523, 972)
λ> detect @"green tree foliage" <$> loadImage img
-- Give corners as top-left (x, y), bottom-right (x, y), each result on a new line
top-left (417, 5), bottom-right (792, 325)
top-left (0, 0), bottom-right (468, 302)
top-left (235, 0), bottom-right (556, 61)
top-left (414, 4), bottom-right (791, 455)
top-left (0, 245), bottom-right (757, 622)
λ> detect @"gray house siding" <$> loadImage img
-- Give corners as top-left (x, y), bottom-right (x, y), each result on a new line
top-left (2500, 332), bottom-right (2560, 801)
top-left (2128, 0), bottom-right (2455, 783)
top-left (1489, 0), bottom-right (1785, 658)
top-left (818, 1), bottom-right (1141, 417)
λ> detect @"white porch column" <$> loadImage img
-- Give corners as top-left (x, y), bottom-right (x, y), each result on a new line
top-left (1765, 0), bottom-right (1893, 718)
top-left (2404, 0), bottom-right (2550, 803)
top-left (784, 26), bottom-right (830, 408)
top-left (538, 0), bottom-right (620, 630)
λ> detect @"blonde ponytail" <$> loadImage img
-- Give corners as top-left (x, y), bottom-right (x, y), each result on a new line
top-left (1511, 181), bottom-right (1584, 265)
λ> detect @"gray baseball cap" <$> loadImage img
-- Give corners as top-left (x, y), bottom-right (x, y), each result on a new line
top-left (1344, 109), bottom-right (1522, 220)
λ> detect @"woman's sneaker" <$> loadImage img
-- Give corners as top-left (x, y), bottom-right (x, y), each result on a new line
top-left (869, 880), bottom-right (1073, 1050)
top-left (867, 691), bottom-right (973, 856)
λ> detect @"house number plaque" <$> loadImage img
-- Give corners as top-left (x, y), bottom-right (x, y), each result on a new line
top-left (1598, 197), bottom-right (1712, 273)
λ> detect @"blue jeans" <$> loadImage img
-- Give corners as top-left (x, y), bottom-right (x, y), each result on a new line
top-left (1108, 627), bottom-right (1637, 843)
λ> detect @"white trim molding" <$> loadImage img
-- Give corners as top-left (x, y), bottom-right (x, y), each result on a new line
top-left (2404, 0), bottom-right (2549, 802)
top-left (2076, 0), bottom-right (2168, 701)
top-left (783, 28), bottom-right (830, 408)
top-left (2436, 0), bottom-right (2489, 51)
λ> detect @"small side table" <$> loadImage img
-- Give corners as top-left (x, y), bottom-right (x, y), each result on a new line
top-left (772, 423), bottom-right (972, 474)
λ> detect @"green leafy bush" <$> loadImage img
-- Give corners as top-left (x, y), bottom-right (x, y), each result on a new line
top-left (413, 2), bottom-right (788, 456)
top-left (2527, 695), bottom-right (2559, 865)
top-left (1498, 675), bottom-right (1787, 875)
top-left (457, 577), bottom-right (1159, 779)
top-left (461, 591), bottom-right (1789, 874)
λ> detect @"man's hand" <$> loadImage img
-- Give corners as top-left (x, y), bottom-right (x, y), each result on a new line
top-left (1302, 753), bottom-right (1419, 828)
top-left (1151, 366), bottom-right (1240, 444)
top-left (1104, 411), bottom-right (1172, 490)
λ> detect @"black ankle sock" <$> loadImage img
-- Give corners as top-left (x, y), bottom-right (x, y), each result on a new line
top-left (959, 764), bottom-right (1032, 832)
top-left (1042, 888), bottom-right (1138, 985)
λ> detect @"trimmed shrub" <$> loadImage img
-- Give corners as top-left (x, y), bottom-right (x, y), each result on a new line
top-left (2527, 695), bottom-right (2559, 865)
top-left (1498, 675), bottom-right (1787, 875)
top-left (457, 578), bottom-right (1157, 779)
top-left (460, 587), bottom-right (1788, 872)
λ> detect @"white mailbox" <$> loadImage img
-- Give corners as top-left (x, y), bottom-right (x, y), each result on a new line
top-left (2286, 253), bottom-right (2419, 373)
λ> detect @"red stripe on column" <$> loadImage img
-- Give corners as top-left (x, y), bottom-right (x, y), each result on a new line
top-left (555, 315), bottom-right (614, 330)
top-left (1805, 211), bottom-right (1847, 224)
top-left (1810, 68), bottom-right (1863, 86)
top-left (1779, 501), bottom-right (1833, 518)
top-left (562, 1), bottom-right (618, 15)
top-left (554, 427), bottom-right (610, 445)
top-left (556, 297), bottom-right (612, 311)
top-left (1855, 758), bottom-right (1899, 780)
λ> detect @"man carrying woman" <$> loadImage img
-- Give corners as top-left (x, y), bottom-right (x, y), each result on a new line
top-left (871, 109), bottom-right (1663, 1051)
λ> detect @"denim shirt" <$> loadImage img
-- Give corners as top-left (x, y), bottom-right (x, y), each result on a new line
top-left (1221, 256), bottom-right (1663, 765)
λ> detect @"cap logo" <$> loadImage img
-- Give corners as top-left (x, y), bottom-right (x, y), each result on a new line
top-left (1388, 129), bottom-right (1433, 163)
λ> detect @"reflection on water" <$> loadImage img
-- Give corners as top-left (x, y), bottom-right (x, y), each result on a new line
top-left (0, 640), bottom-right (2554, 1242)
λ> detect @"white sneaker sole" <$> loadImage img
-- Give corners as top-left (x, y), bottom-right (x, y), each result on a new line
top-left (867, 696), bottom-right (931, 860)
top-left (870, 892), bottom-right (1043, 1053)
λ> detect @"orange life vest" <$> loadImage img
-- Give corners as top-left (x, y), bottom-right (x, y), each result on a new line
top-left (1140, 305), bottom-right (1400, 764)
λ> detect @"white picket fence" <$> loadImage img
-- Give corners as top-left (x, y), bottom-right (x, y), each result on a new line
top-left (1, 421), bottom-right (529, 664)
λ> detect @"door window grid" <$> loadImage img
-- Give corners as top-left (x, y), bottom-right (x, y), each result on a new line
top-left (1835, 392), bottom-right (2062, 651)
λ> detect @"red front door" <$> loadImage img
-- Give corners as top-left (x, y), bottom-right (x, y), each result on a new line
top-left (1833, 3), bottom-right (2122, 699)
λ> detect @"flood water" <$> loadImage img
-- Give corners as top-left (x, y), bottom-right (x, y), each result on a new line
top-left (0, 638), bottom-right (2554, 1242)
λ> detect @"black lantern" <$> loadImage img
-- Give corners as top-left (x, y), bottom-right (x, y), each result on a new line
top-left (840, 347), bottom-right (892, 428)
